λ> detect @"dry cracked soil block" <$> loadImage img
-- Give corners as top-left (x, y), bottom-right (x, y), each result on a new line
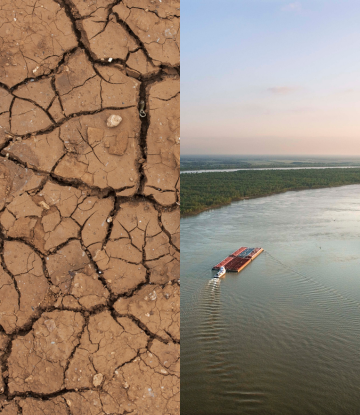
top-left (143, 78), bottom-right (180, 205)
top-left (46, 239), bottom-right (91, 294)
top-left (65, 311), bottom-right (148, 387)
top-left (0, 0), bottom-right (179, 411)
top-left (0, 88), bottom-right (13, 146)
top-left (11, 99), bottom-right (53, 136)
top-left (114, 0), bottom-right (180, 66)
top-left (8, 310), bottom-right (85, 394)
top-left (113, 347), bottom-right (180, 414)
top-left (114, 283), bottom-right (180, 342)
top-left (88, 15), bottom-right (138, 61)
top-left (18, 398), bottom-right (69, 415)
top-left (55, 49), bottom-right (140, 115)
top-left (0, 0), bottom-right (77, 87)
top-left (0, 241), bottom-right (49, 334)
top-left (3, 130), bottom-right (65, 172)
top-left (54, 109), bottom-right (141, 191)
top-left (93, 200), bottom-right (179, 295)
top-left (0, 158), bottom-right (45, 210)
top-left (1, 183), bottom-right (84, 254)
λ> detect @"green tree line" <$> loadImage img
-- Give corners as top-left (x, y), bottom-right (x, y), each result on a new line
top-left (181, 169), bottom-right (360, 215)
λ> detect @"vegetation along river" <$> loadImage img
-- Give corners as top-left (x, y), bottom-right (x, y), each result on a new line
top-left (181, 184), bottom-right (360, 415)
top-left (181, 166), bottom-right (360, 174)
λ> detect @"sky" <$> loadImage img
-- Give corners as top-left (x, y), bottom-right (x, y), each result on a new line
top-left (181, 0), bottom-right (360, 155)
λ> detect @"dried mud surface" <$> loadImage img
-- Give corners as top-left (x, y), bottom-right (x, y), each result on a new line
top-left (0, 0), bottom-right (179, 413)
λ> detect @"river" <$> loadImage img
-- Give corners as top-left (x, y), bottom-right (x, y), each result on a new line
top-left (181, 184), bottom-right (360, 415)
top-left (181, 166), bottom-right (360, 174)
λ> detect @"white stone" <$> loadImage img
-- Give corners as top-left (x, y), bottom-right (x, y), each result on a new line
top-left (107, 115), bottom-right (122, 128)
top-left (93, 373), bottom-right (104, 387)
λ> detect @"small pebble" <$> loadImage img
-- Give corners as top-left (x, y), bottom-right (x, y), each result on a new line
top-left (39, 201), bottom-right (50, 210)
top-left (107, 115), bottom-right (122, 128)
top-left (93, 373), bottom-right (103, 387)
top-left (149, 291), bottom-right (157, 301)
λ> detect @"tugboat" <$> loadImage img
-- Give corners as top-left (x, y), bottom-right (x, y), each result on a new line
top-left (213, 266), bottom-right (226, 279)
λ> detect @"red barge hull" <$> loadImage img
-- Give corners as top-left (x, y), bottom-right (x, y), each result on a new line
top-left (212, 247), bottom-right (264, 273)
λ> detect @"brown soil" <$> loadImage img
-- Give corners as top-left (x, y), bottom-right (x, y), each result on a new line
top-left (0, 0), bottom-right (179, 413)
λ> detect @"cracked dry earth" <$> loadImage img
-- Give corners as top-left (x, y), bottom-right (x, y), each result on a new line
top-left (0, 0), bottom-right (180, 413)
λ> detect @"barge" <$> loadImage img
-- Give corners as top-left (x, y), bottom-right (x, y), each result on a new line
top-left (212, 247), bottom-right (263, 273)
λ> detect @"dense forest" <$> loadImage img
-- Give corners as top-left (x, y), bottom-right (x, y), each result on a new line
top-left (181, 168), bottom-right (360, 215)
top-left (180, 156), bottom-right (360, 171)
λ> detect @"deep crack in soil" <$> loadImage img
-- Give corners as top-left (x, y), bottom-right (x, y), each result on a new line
top-left (0, 0), bottom-right (179, 413)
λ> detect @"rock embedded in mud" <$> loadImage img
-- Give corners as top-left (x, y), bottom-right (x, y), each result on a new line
top-left (93, 373), bottom-right (104, 387)
top-left (107, 114), bottom-right (123, 127)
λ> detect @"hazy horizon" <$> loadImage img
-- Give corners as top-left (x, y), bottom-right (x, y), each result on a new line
top-left (182, 0), bottom-right (360, 155)
top-left (181, 154), bottom-right (360, 158)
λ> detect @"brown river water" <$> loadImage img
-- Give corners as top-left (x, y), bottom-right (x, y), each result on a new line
top-left (181, 185), bottom-right (360, 415)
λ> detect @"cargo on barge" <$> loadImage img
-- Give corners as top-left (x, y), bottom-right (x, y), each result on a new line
top-left (212, 247), bottom-right (263, 273)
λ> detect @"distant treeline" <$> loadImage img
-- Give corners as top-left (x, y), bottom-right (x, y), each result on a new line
top-left (180, 158), bottom-right (251, 170)
top-left (180, 156), bottom-right (360, 171)
top-left (181, 168), bottom-right (360, 215)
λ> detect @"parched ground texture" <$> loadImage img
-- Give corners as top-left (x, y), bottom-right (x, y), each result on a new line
top-left (0, 0), bottom-right (180, 413)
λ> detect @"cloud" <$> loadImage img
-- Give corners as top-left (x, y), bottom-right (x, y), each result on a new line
top-left (267, 87), bottom-right (299, 95)
top-left (281, 2), bottom-right (302, 12)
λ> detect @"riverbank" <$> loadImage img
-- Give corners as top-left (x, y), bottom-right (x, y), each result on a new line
top-left (180, 168), bottom-right (360, 216)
